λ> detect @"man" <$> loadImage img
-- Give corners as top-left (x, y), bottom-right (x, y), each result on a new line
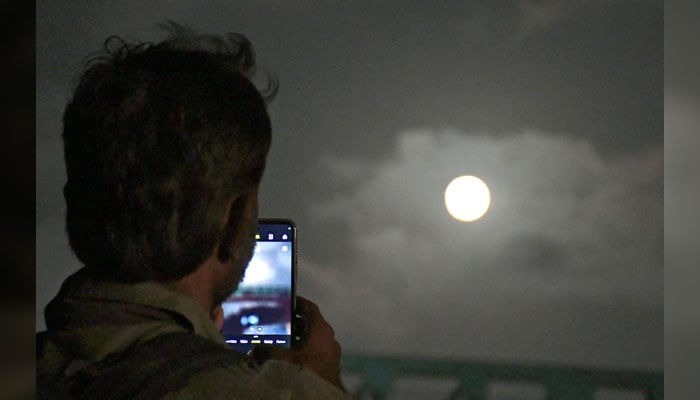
top-left (37, 25), bottom-right (350, 399)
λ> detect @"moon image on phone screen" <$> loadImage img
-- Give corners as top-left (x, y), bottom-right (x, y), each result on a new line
top-left (221, 220), bottom-right (295, 353)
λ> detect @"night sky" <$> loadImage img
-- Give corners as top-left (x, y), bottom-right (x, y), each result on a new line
top-left (36, 1), bottom-right (663, 370)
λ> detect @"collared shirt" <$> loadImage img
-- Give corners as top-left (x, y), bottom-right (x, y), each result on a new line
top-left (37, 268), bottom-right (351, 400)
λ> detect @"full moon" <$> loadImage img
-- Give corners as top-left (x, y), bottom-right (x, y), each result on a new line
top-left (444, 175), bottom-right (491, 222)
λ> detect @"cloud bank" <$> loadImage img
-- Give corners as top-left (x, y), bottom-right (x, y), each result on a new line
top-left (300, 129), bottom-right (662, 368)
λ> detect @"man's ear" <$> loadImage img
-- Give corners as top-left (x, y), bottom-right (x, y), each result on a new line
top-left (216, 193), bottom-right (251, 263)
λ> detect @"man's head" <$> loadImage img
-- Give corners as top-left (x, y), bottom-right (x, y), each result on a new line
top-left (62, 24), bottom-right (275, 283)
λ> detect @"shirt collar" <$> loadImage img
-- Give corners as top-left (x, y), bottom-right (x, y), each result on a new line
top-left (57, 267), bottom-right (226, 345)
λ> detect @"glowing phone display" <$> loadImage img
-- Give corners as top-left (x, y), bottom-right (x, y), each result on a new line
top-left (221, 219), bottom-right (295, 353)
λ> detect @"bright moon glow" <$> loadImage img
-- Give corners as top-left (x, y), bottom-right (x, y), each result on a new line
top-left (444, 175), bottom-right (491, 222)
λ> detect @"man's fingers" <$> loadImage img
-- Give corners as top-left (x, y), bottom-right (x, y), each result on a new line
top-left (295, 296), bottom-right (326, 328)
top-left (251, 296), bottom-right (345, 390)
top-left (295, 296), bottom-right (319, 318)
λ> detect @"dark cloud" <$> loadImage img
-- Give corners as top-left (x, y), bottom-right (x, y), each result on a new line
top-left (499, 234), bottom-right (565, 275)
top-left (300, 129), bottom-right (662, 368)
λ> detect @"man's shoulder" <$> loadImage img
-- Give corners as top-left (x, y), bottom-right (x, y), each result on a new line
top-left (39, 332), bottom-right (351, 400)
top-left (129, 334), bottom-right (351, 400)
top-left (38, 332), bottom-right (248, 400)
top-left (83, 332), bottom-right (247, 396)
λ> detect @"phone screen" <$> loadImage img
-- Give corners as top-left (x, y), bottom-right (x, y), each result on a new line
top-left (221, 219), bottom-right (296, 353)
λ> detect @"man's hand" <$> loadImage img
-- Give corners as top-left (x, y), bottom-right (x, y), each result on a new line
top-left (249, 296), bottom-right (344, 390)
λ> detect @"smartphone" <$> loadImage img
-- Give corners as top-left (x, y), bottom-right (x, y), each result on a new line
top-left (221, 219), bottom-right (296, 354)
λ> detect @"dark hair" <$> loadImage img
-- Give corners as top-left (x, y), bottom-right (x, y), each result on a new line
top-left (62, 23), bottom-right (276, 282)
